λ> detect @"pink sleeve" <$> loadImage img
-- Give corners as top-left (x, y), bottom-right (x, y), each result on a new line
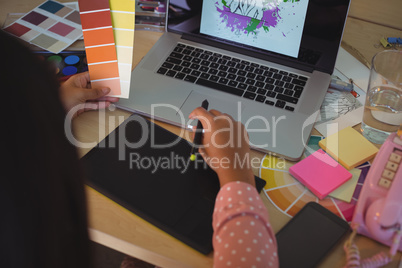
top-left (212, 181), bottom-right (278, 268)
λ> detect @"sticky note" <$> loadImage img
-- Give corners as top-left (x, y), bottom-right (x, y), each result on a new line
top-left (318, 127), bottom-right (379, 170)
top-left (329, 168), bottom-right (361, 203)
top-left (289, 149), bottom-right (352, 200)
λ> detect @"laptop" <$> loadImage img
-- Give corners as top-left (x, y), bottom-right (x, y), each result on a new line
top-left (118, 0), bottom-right (350, 161)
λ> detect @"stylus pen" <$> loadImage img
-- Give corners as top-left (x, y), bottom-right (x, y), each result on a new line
top-left (190, 99), bottom-right (209, 161)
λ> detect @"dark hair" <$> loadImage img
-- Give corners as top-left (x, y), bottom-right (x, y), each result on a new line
top-left (0, 31), bottom-right (91, 268)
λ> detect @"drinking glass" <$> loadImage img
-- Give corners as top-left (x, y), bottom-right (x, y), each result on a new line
top-left (361, 50), bottom-right (402, 144)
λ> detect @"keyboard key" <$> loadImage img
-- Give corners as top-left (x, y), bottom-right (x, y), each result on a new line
top-left (275, 80), bottom-right (284, 87)
top-left (227, 73), bottom-right (236, 80)
top-left (196, 78), bottom-right (244, 96)
top-left (274, 87), bottom-right (284, 93)
top-left (237, 70), bottom-right (247, 76)
top-left (270, 67), bottom-right (279, 72)
top-left (294, 85), bottom-right (304, 92)
top-left (190, 63), bottom-right (200, 70)
top-left (228, 67), bottom-right (237, 74)
top-left (264, 71), bottom-right (273, 77)
top-left (245, 79), bottom-right (255, 85)
top-left (284, 82), bottom-right (294, 89)
top-left (166, 57), bottom-right (181, 65)
top-left (264, 84), bottom-right (275, 90)
top-left (282, 76), bottom-right (292, 82)
top-left (218, 71), bottom-right (227, 77)
top-left (162, 62), bottom-right (174, 68)
top-left (192, 57), bottom-right (201, 64)
top-left (201, 60), bottom-right (210, 66)
top-left (199, 66), bottom-right (209, 72)
top-left (275, 100), bottom-right (286, 108)
top-left (181, 61), bottom-right (191, 67)
top-left (210, 63), bottom-right (219, 69)
top-left (256, 95), bottom-right (266, 102)
top-left (173, 65), bottom-right (183, 71)
top-left (292, 78), bottom-right (307, 86)
top-left (246, 73), bottom-right (256, 79)
top-left (210, 75), bottom-right (219, 82)
top-left (267, 91), bottom-right (276, 98)
top-left (285, 106), bottom-right (295, 111)
top-left (265, 78), bottom-right (275, 84)
top-left (279, 71), bottom-right (288, 75)
top-left (273, 73), bottom-right (282, 80)
top-left (255, 81), bottom-right (265, 88)
top-left (219, 65), bottom-right (229, 71)
top-left (243, 91), bottom-right (256, 100)
top-left (257, 88), bottom-right (267, 95)
top-left (175, 72), bottom-right (186, 79)
top-left (219, 77), bottom-right (229, 84)
top-left (255, 68), bottom-right (264, 75)
top-left (208, 69), bottom-right (218, 75)
top-left (284, 89), bottom-right (293, 96)
top-left (184, 75), bottom-right (197, 82)
top-left (247, 86), bottom-right (257, 92)
top-left (200, 53), bottom-right (210, 60)
top-left (277, 93), bottom-right (299, 104)
top-left (256, 75), bottom-right (265, 82)
top-left (200, 73), bottom-right (210, 79)
top-left (298, 76), bottom-right (308, 81)
top-left (182, 67), bottom-right (192, 74)
top-left (170, 52), bottom-right (184, 59)
top-left (227, 61), bottom-right (237, 67)
top-left (183, 55), bottom-right (192, 61)
top-left (157, 67), bottom-right (168, 75)
top-left (222, 55), bottom-right (231, 60)
top-left (238, 83), bottom-right (247, 90)
top-left (236, 76), bottom-right (246, 82)
top-left (166, 70), bottom-right (176, 77)
top-left (217, 58), bottom-right (227, 65)
top-left (213, 52), bottom-right (222, 57)
top-left (191, 70), bottom-right (201, 76)
top-left (245, 66), bottom-right (255, 72)
top-left (265, 100), bottom-right (275, 106)
top-left (228, 80), bottom-right (238, 87)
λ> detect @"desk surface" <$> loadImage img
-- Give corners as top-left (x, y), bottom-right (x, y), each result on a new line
top-left (2, 1), bottom-right (402, 267)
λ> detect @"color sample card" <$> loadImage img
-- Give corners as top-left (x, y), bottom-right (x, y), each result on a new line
top-left (319, 127), bottom-right (379, 170)
top-left (289, 149), bottom-right (352, 200)
top-left (79, 0), bottom-right (121, 96)
top-left (110, 0), bottom-right (135, 98)
top-left (329, 168), bottom-right (361, 203)
top-left (3, 0), bottom-right (82, 53)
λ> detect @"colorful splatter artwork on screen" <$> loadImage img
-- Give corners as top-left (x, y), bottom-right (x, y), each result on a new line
top-left (200, 0), bottom-right (309, 58)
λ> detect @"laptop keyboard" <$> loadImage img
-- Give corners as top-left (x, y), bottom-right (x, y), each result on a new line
top-left (156, 43), bottom-right (309, 112)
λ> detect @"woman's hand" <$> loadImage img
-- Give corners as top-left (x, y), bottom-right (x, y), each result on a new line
top-left (189, 107), bottom-right (255, 187)
top-left (59, 72), bottom-right (119, 118)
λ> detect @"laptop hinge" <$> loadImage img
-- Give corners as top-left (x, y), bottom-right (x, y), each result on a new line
top-left (181, 33), bottom-right (315, 73)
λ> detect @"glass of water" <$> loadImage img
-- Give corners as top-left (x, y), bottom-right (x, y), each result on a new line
top-left (361, 50), bottom-right (402, 144)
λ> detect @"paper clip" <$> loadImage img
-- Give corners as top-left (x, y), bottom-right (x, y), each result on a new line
top-left (379, 37), bottom-right (392, 48)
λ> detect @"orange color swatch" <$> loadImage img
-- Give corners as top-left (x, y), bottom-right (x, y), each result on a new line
top-left (78, 0), bottom-right (121, 96)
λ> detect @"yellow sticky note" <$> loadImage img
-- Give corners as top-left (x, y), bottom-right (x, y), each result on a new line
top-left (329, 168), bottom-right (361, 203)
top-left (319, 127), bottom-right (379, 170)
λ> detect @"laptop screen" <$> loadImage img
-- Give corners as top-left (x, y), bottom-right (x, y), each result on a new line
top-left (199, 1), bottom-right (309, 58)
top-left (167, 0), bottom-right (350, 74)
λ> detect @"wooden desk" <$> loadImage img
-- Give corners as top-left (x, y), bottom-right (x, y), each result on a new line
top-left (2, 1), bottom-right (401, 267)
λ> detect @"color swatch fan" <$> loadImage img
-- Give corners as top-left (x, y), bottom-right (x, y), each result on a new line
top-left (78, 0), bottom-right (135, 98)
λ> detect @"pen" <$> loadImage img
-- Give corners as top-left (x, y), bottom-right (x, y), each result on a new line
top-left (329, 78), bottom-right (354, 92)
top-left (190, 99), bottom-right (209, 161)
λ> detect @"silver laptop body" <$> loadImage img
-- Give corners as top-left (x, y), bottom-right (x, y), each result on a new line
top-left (118, 0), bottom-right (350, 161)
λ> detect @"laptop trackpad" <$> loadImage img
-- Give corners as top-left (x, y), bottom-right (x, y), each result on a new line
top-left (180, 91), bottom-right (245, 126)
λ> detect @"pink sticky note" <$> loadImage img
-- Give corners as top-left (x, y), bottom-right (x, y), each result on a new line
top-left (289, 149), bottom-right (352, 199)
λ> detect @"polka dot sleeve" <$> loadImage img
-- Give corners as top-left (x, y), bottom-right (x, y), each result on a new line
top-left (213, 181), bottom-right (278, 268)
